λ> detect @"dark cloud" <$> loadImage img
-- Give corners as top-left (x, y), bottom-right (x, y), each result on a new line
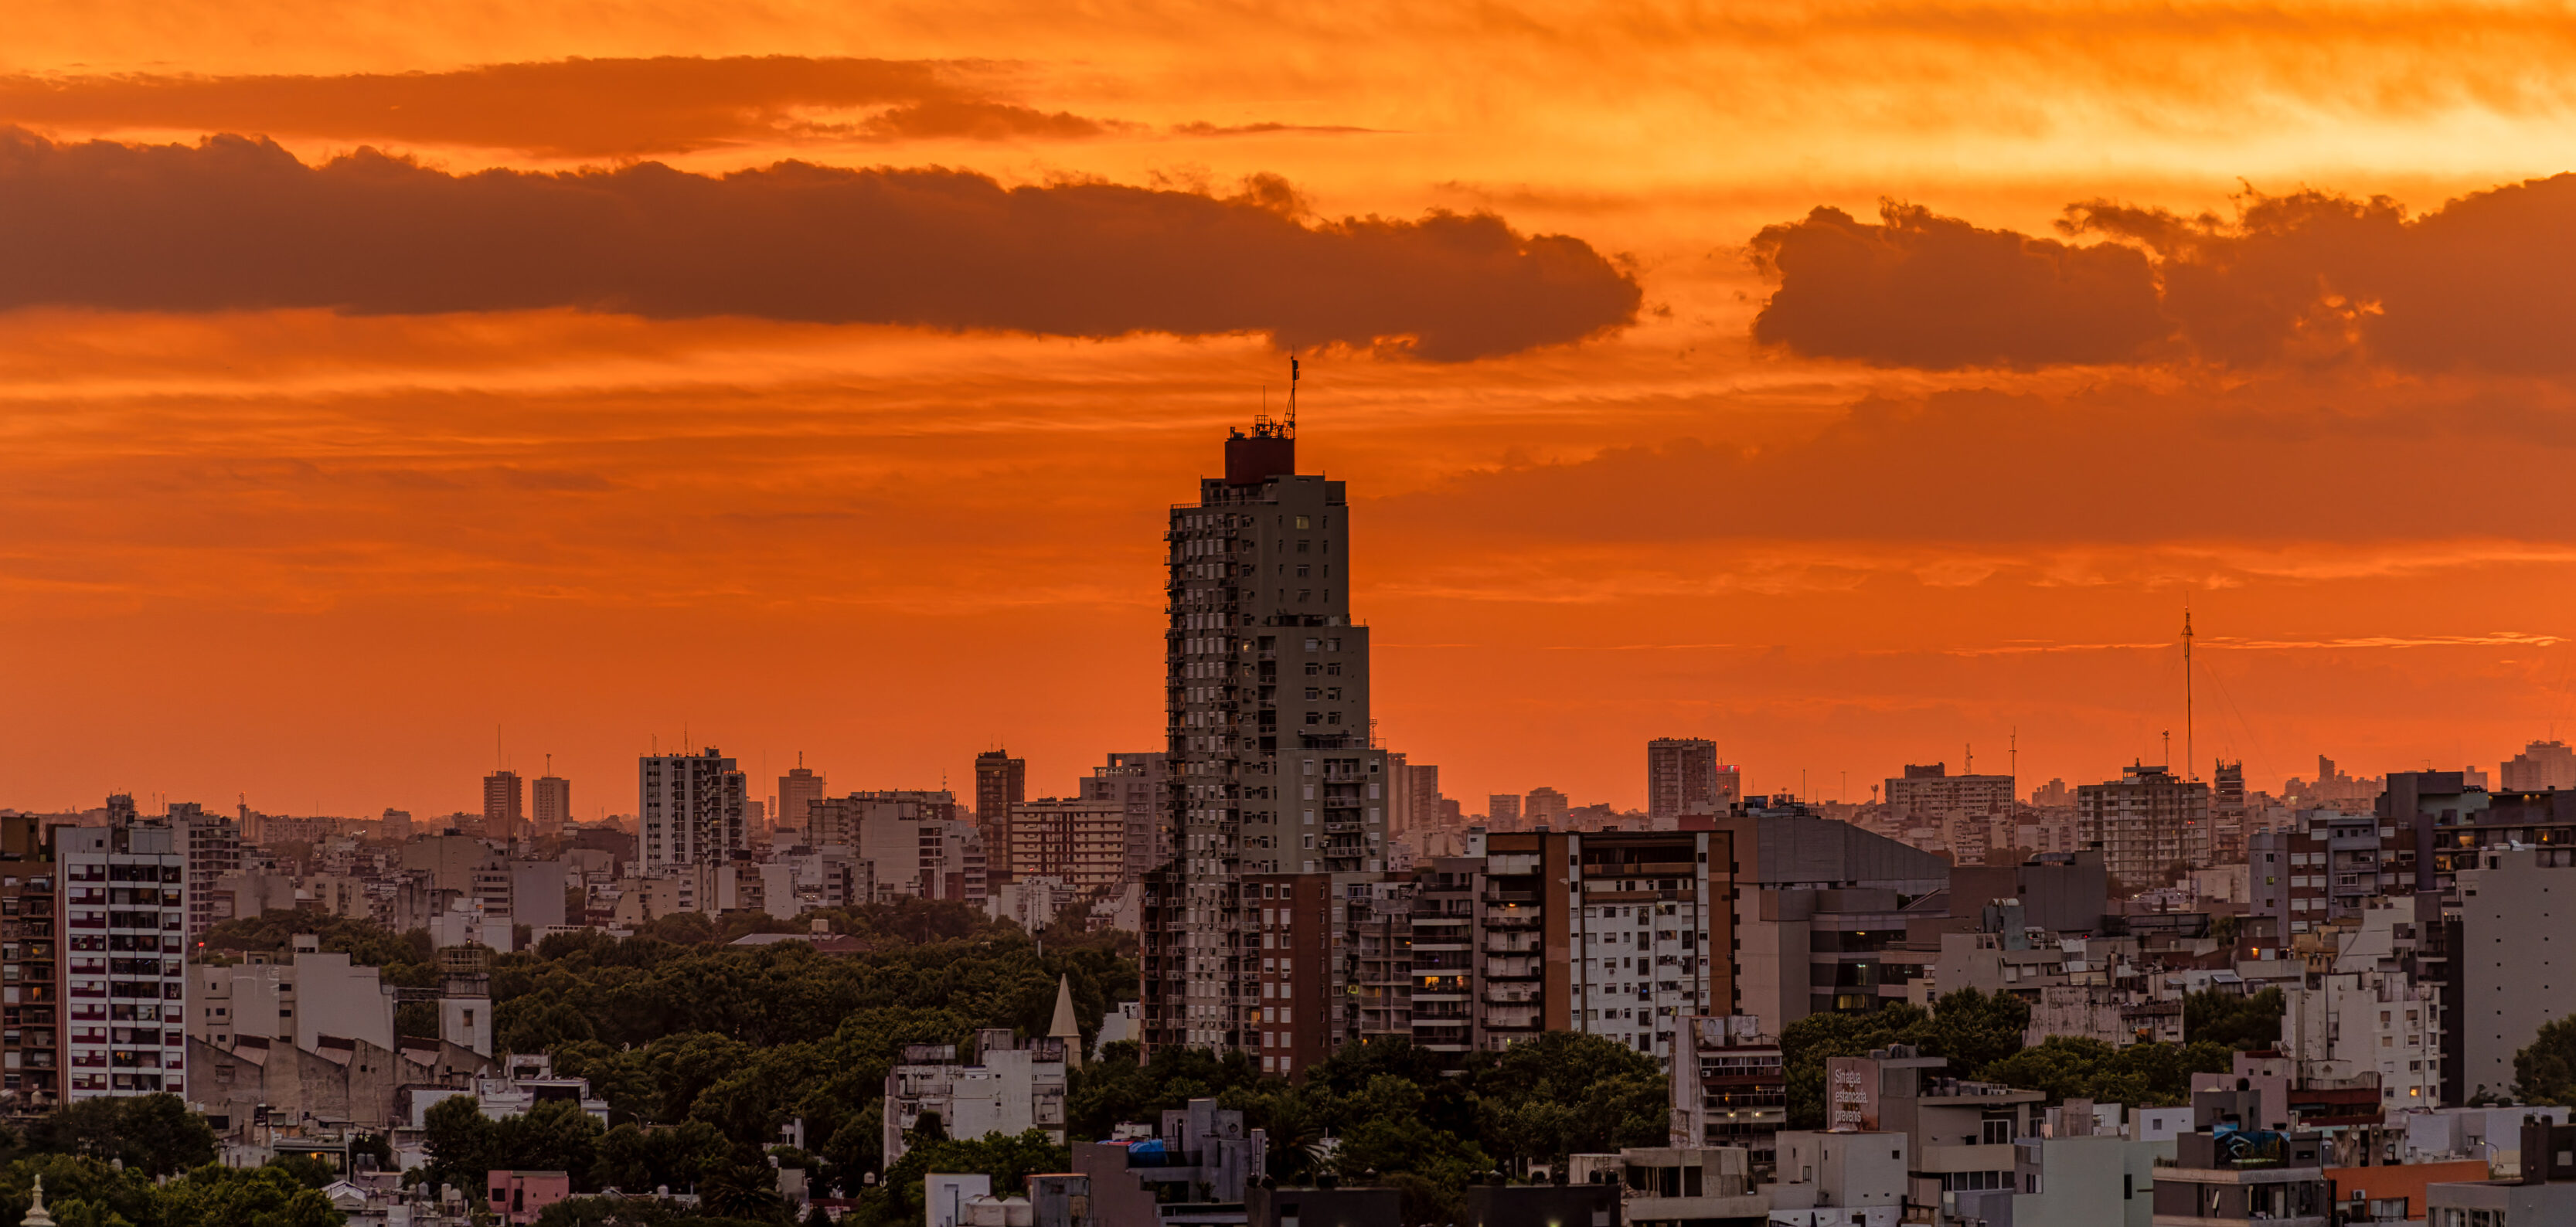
top-left (1749, 202), bottom-right (2169, 369)
top-left (0, 129), bottom-right (1640, 360)
top-left (0, 58), bottom-right (1383, 156)
top-left (1754, 176), bottom-right (2576, 374)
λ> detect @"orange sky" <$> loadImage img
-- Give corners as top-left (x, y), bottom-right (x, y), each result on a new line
top-left (8, 1), bottom-right (2576, 819)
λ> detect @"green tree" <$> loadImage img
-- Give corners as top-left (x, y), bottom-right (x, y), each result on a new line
top-left (869, 1130), bottom-right (1069, 1227)
top-left (2515, 1013), bottom-right (2576, 1105)
top-left (2185, 988), bottom-right (2285, 1051)
top-left (420, 1094), bottom-right (502, 1191)
top-left (22, 1095), bottom-right (216, 1177)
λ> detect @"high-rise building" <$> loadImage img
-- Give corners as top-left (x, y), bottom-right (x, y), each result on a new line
top-left (638, 749), bottom-right (748, 870)
top-left (532, 774), bottom-right (571, 838)
top-left (56, 800), bottom-right (187, 1101)
top-left (1142, 406), bottom-right (1387, 1055)
top-left (1647, 738), bottom-right (1735, 822)
top-left (1488, 794), bottom-right (1523, 830)
top-left (1009, 798), bottom-right (1131, 897)
top-left (167, 802), bottom-right (240, 943)
top-left (2075, 763), bottom-right (2211, 889)
top-left (482, 770), bottom-right (525, 840)
top-left (1407, 764), bottom-right (1445, 832)
top-left (2211, 760), bottom-right (2248, 862)
top-left (975, 751), bottom-right (1026, 882)
top-left (778, 758), bottom-right (825, 841)
top-left (1, 814), bottom-right (58, 1110)
top-left (2501, 739), bottom-right (2576, 792)
top-left (1523, 787), bottom-right (1570, 828)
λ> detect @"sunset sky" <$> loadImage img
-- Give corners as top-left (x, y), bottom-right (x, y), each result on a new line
top-left (10, 0), bottom-right (2576, 819)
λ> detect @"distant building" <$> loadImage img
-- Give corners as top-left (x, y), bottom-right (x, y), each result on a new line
top-left (974, 751), bottom-right (1026, 882)
top-left (1487, 794), bottom-right (1523, 830)
top-left (2501, 739), bottom-right (2576, 792)
top-left (1647, 738), bottom-right (1738, 823)
top-left (2030, 778), bottom-right (2072, 808)
top-left (777, 759), bottom-right (825, 838)
top-left (1523, 786), bottom-right (1569, 828)
top-left (482, 771), bottom-right (524, 841)
top-left (1407, 763), bottom-right (1445, 833)
top-left (530, 775), bottom-right (570, 838)
top-left (1883, 762), bottom-right (2015, 826)
top-left (1009, 798), bottom-right (1129, 898)
top-left (2076, 763), bottom-right (2211, 889)
top-left (169, 801), bottom-right (241, 943)
top-left (1080, 753), bottom-right (1168, 885)
top-left (637, 749), bottom-right (747, 871)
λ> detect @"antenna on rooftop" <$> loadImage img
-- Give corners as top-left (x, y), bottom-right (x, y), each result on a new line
top-left (1285, 355), bottom-right (1299, 437)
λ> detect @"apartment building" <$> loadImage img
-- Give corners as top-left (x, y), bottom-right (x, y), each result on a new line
top-left (1082, 753), bottom-right (1168, 885)
top-left (168, 803), bottom-right (241, 943)
top-left (1721, 805), bottom-right (1950, 1029)
top-left (2076, 763), bottom-right (2211, 888)
top-left (1142, 410), bottom-right (1389, 1056)
top-left (1884, 763), bottom-right (2016, 826)
top-left (1009, 799), bottom-right (1130, 898)
top-left (482, 771), bottom-right (524, 841)
top-left (1667, 1015), bottom-right (1788, 1166)
top-left (531, 775), bottom-right (571, 838)
top-left (2, 814), bottom-right (59, 1109)
top-left (2248, 809), bottom-right (2391, 934)
top-left (56, 811), bottom-right (188, 1101)
top-left (1647, 738), bottom-right (1738, 824)
top-left (975, 752), bottom-right (1025, 882)
top-left (883, 1030), bottom-right (1068, 1165)
top-left (637, 748), bottom-right (747, 871)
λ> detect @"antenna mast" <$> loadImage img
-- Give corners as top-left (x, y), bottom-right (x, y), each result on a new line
top-left (1285, 355), bottom-right (1299, 437)
top-left (2183, 605), bottom-right (2195, 781)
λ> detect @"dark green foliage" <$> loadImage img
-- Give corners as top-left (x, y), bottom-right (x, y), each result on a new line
top-left (0, 1154), bottom-right (341, 1227)
top-left (1979, 1037), bottom-right (2235, 1106)
top-left (2515, 1014), bottom-right (2576, 1105)
top-left (863, 1130), bottom-right (1070, 1227)
top-left (1778, 992), bottom-right (2237, 1126)
top-left (2184, 988), bottom-right (2286, 1051)
top-left (22, 1094), bottom-right (217, 1176)
top-left (422, 1096), bottom-right (605, 1193)
top-left (196, 911), bottom-right (439, 988)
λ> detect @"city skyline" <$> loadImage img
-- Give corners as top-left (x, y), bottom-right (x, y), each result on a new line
top-left (12, 5), bottom-right (2576, 831)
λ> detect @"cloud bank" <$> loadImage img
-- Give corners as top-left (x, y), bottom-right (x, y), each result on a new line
top-left (1751, 176), bottom-right (2576, 373)
top-left (0, 58), bottom-right (1118, 155)
top-left (0, 129), bottom-right (1640, 359)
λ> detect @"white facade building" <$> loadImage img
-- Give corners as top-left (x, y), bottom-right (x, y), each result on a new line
top-left (57, 821), bottom-right (188, 1100)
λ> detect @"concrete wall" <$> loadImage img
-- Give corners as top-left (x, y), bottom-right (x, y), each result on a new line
top-left (2456, 848), bottom-right (2576, 1103)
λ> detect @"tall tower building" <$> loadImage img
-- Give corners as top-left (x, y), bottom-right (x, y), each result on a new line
top-left (975, 751), bottom-right (1026, 882)
top-left (56, 800), bottom-right (186, 1101)
top-left (532, 773), bottom-right (572, 838)
top-left (167, 801), bottom-right (240, 943)
top-left (638, 748), bottom-right (748, 870)
top-left (1647, 738), bottom-right (1726, 822)
top-left (779, 757), bottom-right (826, 841)
top-left (482, 770), bottom-right (525, 840)
top-left (1487, 794), bottom-right (1523, 830)
top-left (1142, 397), bottom-right (1387, 1055)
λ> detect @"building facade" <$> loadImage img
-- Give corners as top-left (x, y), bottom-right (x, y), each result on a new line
top-left (975, 751), bottom-right (1026, 882)
top-left (56, 811), bottom-right (188, 1101)
top-left (1142, 414), bottom-right (1388, 1055)
top-left (2077, 763), bottom-right (2211, 889)
top-left (482, 771), bottom-right (524, 841)
top-left (1647, 739), bottom-right (1730, 824)
top-left (531, 775), bottom-right (571, 838)
top-left (637, 749), bottom-right (747, 871)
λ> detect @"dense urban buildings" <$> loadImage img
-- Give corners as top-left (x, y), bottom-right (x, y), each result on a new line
top-left (2499, 739), bottom-right (2576, 791)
